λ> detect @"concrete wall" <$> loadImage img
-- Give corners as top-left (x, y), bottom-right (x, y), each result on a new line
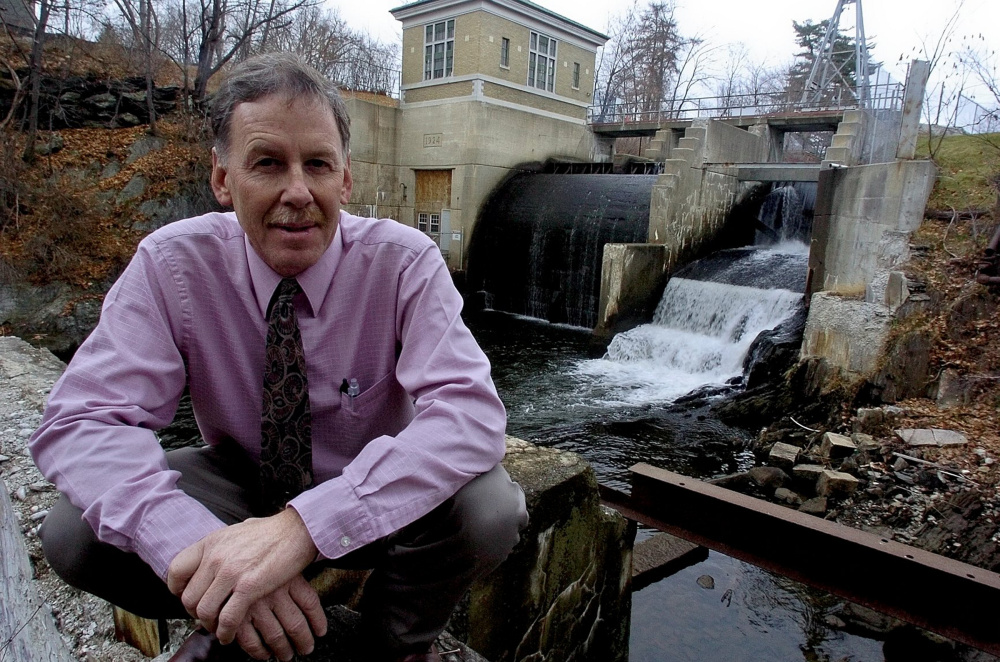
top-left (808, 160), bottom-right (937, 296)
top-left (801, 159), bottom-right (936, 383)
top-left (702, 120), bottom-right (766, 164)
top-left (596, 244), bottom-right (668, 338)
top-left (341, 96), bottom-right (407, 222)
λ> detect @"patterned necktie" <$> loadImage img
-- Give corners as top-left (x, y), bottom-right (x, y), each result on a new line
top-left (260, 277), bottom-right (313, 515)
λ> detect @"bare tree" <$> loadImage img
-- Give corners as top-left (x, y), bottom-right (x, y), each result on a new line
top-left (594, 0), bottom-right (705, 122)
top-left (112, 0), bottom-right (162, 133)
top-left (915, 0), bottom-right (967, 158)
top-left (21, 0), bottom-right (53, 161)
top-left (265, 6), bottom-right (399, 94)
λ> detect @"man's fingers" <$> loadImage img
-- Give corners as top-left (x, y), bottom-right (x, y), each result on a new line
top-left (270, 588), bottom-right (316, 656)
top-left (181, 564), bottom-right (227, 626)
top-left (288, 575), bottom-right (327, 638)
top-left (235, 619), bottom-right (271, 661)
top-left (216, 591), bottom-right (253, 645)
top-left (166, 542), bottom-right (204, 597)
top-left (250, 603), bottom-right (296, 662)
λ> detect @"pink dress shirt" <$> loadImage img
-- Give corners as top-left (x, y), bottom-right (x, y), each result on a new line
top-left (30, 211), bottom-right (506, 580)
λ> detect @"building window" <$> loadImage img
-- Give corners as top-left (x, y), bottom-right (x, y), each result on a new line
top-left (572, 62), bottom-right (580, 89)
top-left (500, 37), bottom-right (510, 68)
top-left (418, 213), bottom-right (429, 231)
top-left (528, 31), bottom-right (557, 92)
top-left (424, 19), bottom-right (455, 80)
top-left (429, 213), bottom-right (441, 233)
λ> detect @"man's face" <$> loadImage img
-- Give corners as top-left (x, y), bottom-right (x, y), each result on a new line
top-left (211, 94), bottom-right (353, 277)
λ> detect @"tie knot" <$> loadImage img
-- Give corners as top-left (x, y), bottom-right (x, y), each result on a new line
top-left (276, 277), bottom-right (301, 300)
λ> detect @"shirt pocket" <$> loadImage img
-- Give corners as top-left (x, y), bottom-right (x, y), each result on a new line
top-left (340, 369), bottom-right (394, 418)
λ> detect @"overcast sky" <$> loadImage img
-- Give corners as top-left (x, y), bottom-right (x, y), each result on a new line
top-left (328, 0), bottom-right (997, 90)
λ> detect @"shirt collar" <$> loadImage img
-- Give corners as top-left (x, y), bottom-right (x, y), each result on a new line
top-left (246, 215), bottom-right (344, 319)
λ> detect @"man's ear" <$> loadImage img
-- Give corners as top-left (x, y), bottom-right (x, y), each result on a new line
top-left (210, 148), bottom-right (233, 207)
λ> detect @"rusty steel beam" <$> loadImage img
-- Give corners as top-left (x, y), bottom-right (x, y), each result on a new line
top-left (600, 463), bottom-right (1000, 656)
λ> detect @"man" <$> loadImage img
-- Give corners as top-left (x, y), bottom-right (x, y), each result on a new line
top-left (30, 52), bottom-right (527, 662)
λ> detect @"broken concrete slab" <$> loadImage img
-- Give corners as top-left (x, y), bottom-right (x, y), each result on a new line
top-left (768, 442), bottom-right (800, 470)
top-left (895, 428), bottom-right (969, 447)
top-left (819, 432), bottom-right (857, 459)
top-left (851, 433), bottom-right (879, 451)
top-left (792, 464), bottom-right (827, 483)
top-left (816, 470), bottom-right (860, 498)
top-left (799, 496), bottom-right (828, 515)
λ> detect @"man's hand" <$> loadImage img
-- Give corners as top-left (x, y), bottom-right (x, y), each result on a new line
top-left (166, 508), bottom-right (322, 649)
top-left (234, 574), bottom-right (326, 660)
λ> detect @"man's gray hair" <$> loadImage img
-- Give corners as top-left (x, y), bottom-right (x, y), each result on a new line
top-left (211, 52), bottom-right (351, 163)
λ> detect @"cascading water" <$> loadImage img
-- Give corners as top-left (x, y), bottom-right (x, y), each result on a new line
top-left (467, 171), bottom-right (656, 328)
top-left (575, 242), bottom-right (808, 404)
top-left (755, 182), bottom-right (816, 245)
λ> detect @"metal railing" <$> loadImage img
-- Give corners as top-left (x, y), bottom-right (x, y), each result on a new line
top-left (587, 82), bottom-right (905, 125)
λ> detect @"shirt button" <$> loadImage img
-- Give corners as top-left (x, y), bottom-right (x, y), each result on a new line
top-left (340, 536), bottom-right (351, 547)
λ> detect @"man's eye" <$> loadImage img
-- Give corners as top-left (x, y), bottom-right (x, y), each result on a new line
top-left (306, 159), bottom-right (331, 169)
top-left (255, 158), bottom-right (278, 168)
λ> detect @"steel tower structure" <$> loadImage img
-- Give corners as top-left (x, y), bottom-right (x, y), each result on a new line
top-left (800, 0), bottom-right (871, 107)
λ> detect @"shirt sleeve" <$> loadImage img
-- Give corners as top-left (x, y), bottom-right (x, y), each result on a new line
top-left (29, 241), bottom-right (226, 580)
top-left (288, 243), bottom-right (506, 559)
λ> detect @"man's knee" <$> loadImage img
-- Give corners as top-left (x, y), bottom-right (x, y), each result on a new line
top-left (39, 494), bottom-right (98, 586)
top-left (451, 464), bottom-right (529, 568)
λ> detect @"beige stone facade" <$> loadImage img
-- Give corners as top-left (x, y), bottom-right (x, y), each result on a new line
top-left (344, 0), bottom-right (611, 270)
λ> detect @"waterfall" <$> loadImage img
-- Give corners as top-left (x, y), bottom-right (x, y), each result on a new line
top-left (576, 243), bottom-right (807, 405)
top-left (755, 182), bottom-right (815, 245)
top-left (467, 172), bottom-right (656, 328)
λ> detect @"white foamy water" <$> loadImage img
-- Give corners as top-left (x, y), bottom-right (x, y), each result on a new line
top-left (574, 273), bottom-right (803, 405)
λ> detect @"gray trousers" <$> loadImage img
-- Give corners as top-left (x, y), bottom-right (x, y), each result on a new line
top-left (40, 443), bottom-right (528, 653)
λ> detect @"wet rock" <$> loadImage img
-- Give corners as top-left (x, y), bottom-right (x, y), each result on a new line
top-left (837, 602), bottom-right (901, 636)
top-left (707, 472), bottom-right (749, 490)
top-left (768, 442), bottom-right (800, 470)
top-left (742, 307), bottom-right (807, 389)
top-left (819, 432), bottom-right (856, 459)
top-left (895, 428), bottom-right (968, 448)
top-left (816, 470), bottom-right (860, 498)
top-left (749, 466), bottom-right (788, 489)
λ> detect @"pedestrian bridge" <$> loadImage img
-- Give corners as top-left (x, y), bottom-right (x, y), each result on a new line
top-left (587, 84), bottom-right (904, 137)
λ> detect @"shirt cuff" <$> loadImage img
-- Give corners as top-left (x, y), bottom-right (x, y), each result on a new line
top-left (288, 477), bottom-right (374, 561)
top-left (133, 495), bottom-right (227, 580)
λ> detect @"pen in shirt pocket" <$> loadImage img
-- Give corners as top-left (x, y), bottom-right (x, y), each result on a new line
top-left (340, 377), bottom-right (361, 411)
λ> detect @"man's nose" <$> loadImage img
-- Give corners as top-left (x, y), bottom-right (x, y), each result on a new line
top-left (281, 165), bottom-right (313, 208)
